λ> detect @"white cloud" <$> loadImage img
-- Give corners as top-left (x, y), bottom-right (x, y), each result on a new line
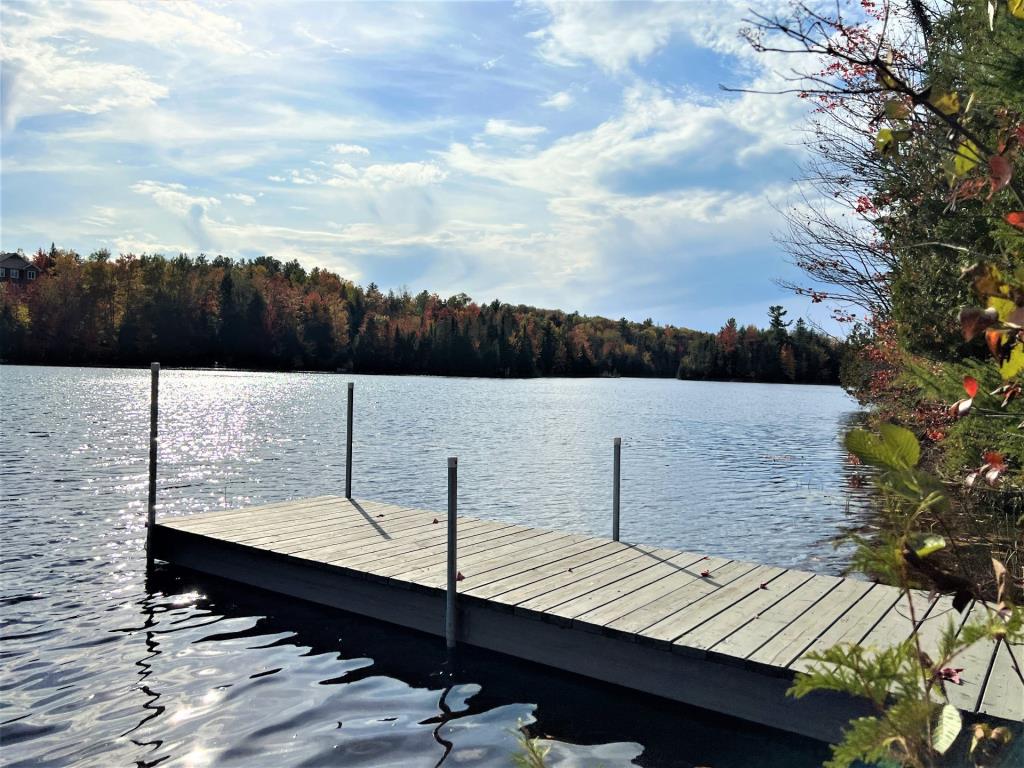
top-left (0, 1), bottom-right (250, 128)
top-left (481, 54), bottom-right (503, 70)
top-left (528, 2), bottom-right (678, 73)
top-left (289, 169), bottom-right (319, 185)
top-left (227, 193), bottom-right (257, 206)
top-left (541, 90), bottom-right (574, 110)
top-left (484, 119), bottom-right (547, 139)
top-left (324, 161), bottom-right (448, 191)
top-left (1, 37), bottom-right (168, 128)
top-left (82, 206), bottom-right (118, 229)
top-left (330, 143), bottom-right (371, 156)
top-left (526, 1), bottom-right (790, 73)
top-left (131, 180), bottom-right (220, 217)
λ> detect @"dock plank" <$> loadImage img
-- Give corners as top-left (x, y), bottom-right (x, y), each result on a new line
top-left (404, 530), bottom-right (579, 588)
top-left (678, 570), bottom-right (818, 655)
top-left (747, 579), bottom-right (874, 668)
top-left (462, 540), bottom-right (625, 599)
top-left (643, 564), bottom-right (786, 644)
top-left (490, 544), bottom-right (656, 608)
top-left (978, 638), bottom-right (1023, 721)
top-left (602, 559), bottom-right (759, 638)
top-left (159, 495), bottom-right (338, 527)
top-left (549, 550), bottom-right (708, 624)
top-left (791, 585), bottom-right (900, 672)
top-left (299, 517), bottom-right (502, 568)
top-left (574, 554), bottom-right (733, 630)
top-left (149, 496), bottom-right (1023, 734)
top-left (707, 573), bottom-right (842, 661)
top-left (945, 600), bottom-right (998, 714)
top-left (514, 546), bottom-right (683, 616)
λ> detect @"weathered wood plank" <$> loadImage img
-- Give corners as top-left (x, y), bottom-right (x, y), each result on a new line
top-left (160, 496), bottom-right (339, 529)
top-left (643, 564), bottom-right (786, 644)
top-left (461, 540), bottom-right (625, 600)
top-left (290, 517), bottom-right (500, 566)
top-left (151, 496), bottom-right (1023, 730)
top-left (945, 600), bottom-right (998, 714)
top-left (150, 521), bottom-right (875, 743)
top-left (913, 594), bottom-right (963, 659)
top-left (858, 590), bottom-right (938, 650)
top-left (676, 570), bottom-right (817, 655)
top-left (978, 638), bottom-right (1023, 721)
top-left (405, 529), bottom-right (579, 588)
top-left (365, 522), bottom-right (536, 577)
top-left (706, 573), bottom-right (842, 661)
top-left (602, 559), bottom-right (760, 638)
top-left (232, 504), bottom-right (427, 547)
top-left (514, 546), bottom-right (681, 616)
top-left (436, 531), bottom-right (594, 586)
top-left (491, 544), bottom-right (657, 608)
top-left (574, 553), bottom-right (734, 630)
top-left (747, 579), bottom-right (874, 668)
top-left (386, 526), bottom-right (559, 581)
top-left (315, 518), bottom-right (499, 573)
top-left (549, 551), bottom-right (707, 624)
top-left (791, 585), bottom-right (901, 672)
top-left (269, 505), bottom-right (457, 552)
top-left (163, 499), bottom-right (403, 546)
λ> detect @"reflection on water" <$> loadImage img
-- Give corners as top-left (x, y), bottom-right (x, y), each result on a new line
top-left (0, 366), bottom-right (867, 766)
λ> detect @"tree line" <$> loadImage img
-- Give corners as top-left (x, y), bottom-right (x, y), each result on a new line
top-left (0, 247), bottom-right (842, 383)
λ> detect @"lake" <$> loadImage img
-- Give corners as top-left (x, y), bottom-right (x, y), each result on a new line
top-left (0, 365), bottom-right (872, 767)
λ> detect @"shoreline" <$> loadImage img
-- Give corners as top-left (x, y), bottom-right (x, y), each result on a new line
top-left (0, 360), bottom-right (844, 387)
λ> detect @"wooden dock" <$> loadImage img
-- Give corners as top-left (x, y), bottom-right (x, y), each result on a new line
top-left (150, 495), bottom-right (1022, 741)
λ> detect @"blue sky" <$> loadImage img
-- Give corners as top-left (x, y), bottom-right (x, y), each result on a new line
top-left (0, 0), bottom-right (828, 332)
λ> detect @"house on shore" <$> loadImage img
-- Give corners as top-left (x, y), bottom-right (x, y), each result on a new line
top-left (0, 254), bottom-right (38, 285)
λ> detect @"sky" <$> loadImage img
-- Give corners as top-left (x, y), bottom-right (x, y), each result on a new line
top-left (0, 0), bottom-right (830, 333)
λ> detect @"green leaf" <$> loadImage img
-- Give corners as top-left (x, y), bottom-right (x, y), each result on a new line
top-left (878, 423), bottom-right (920, 468)
top-left (913, 534), bottom-right (946, 558)
top-left (845, 429), bottom-right (896, 469)
top-left (884, 99), bottom-right (910, 120)
top-left (846, 425), bottom-right (921, 471)
top-left (932, 703), bottom-right (962, 755)
top-left (929, 89), bottom-right (960, 116)
top-left (953, 140), bottom-right (982, 177)
top-left (875, 129), bottom-right (896, 156)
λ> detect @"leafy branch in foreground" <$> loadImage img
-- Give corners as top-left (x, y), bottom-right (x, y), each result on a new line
top-left (790, 421), bottom-right (1022, 768)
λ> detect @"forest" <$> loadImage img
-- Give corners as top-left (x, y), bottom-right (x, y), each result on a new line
top-left (0, 247), bottom-right (842, 383)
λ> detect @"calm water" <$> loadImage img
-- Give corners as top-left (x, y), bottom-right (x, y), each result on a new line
top-left (0, 365), bottom-right (871, 767)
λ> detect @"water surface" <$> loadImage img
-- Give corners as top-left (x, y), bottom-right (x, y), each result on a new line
top-left (0, 366), bottom-right (868, 766)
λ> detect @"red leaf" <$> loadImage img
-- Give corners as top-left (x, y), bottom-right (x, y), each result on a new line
top-left (989, 155), bottom-right (1012, 196)
top-left (456, 571), bottom-right (465, 581)
top-left (963, 376), bottom-right (978, 398)
top-left (986, 329), bottom-right (1009, 362)
top-left (1007, 211), bottom-right (1024, 230)
top-left (938, 667), bottom-right (964, 685)
top-left (700, 570), bottom-right (711, 578)
top-left (984, 451), bottom-right (1007, 472)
